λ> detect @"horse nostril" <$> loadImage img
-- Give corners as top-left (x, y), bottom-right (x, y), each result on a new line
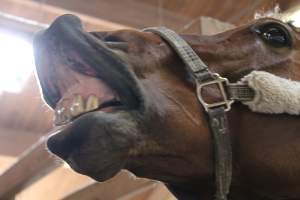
top-left (47, 134), bottom-right (74, 160)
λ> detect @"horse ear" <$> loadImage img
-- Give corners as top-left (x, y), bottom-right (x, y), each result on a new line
top-left (200, 16), bottom-right (235, 35)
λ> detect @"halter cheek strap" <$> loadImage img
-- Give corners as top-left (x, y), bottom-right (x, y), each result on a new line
top-left (143, 27), bottom-right (254, 200)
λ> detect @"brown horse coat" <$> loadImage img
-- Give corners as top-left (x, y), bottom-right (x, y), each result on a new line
top-left (34, 14), bottom-right (300, 200)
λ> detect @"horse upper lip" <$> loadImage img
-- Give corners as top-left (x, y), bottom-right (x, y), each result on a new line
top-left (33, 14), bottom-right (143, 114)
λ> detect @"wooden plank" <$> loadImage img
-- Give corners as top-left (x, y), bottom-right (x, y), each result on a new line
top-left (32, 0), bottom-right (190, 30)
top-left (118, 182), bottom-right (176, 200)
top-left (0, 136), bottom-right (58, 199)
top-left (16, 165), bottom-right (92, 200)
top-left (144, 183), bottom-right (176, 200)
top-left (0, 0), bottom-right (130, 35)
top-left (60, 171), bottom-right (157, 200)
top-left (0, 156), bottom-right (16, 173)
top-left (118, 184), bottom-right (158, 200)
top-left (0, 128), bottom-right (42, 157)
top-left (118, 182), bottom-right (175, 200)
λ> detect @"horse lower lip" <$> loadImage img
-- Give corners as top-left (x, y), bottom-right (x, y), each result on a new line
top-left (66, 157), bottom-right (82, 172)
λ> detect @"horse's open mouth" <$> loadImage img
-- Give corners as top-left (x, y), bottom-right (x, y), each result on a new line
top-left (34, 14), bottom-right (142, 127)
top-left (33, 15), bottom-right (144, 180)
top-left (52, 70), bottom-right (126, 126)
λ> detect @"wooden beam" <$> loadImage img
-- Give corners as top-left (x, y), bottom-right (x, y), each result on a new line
top-left (0, 0), bottom-right (130, 35)
top-left (0, 156), bottom-right (16, 172)
top-left (60, 171), bottom-right (157, 200)
top-left (32, 0), bottom-right (190, 30)
top-left (16, 165), bottom-right (92, 200)
top-left (0, 128), bottom-right (42, 157)
top-left (0, 137), bottom-right (58, 199)
top-left (119, 182), bottom-right (175, 200)
top-left (119, 184), bottom-right (158, 200)
top-left (144, 183), bottom-right (176, 200)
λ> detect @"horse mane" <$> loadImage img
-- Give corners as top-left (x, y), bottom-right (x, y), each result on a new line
top-left (254, 4), bottom-right (283, 21)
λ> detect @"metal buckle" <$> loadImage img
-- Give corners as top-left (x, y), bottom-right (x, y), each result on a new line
top-left (197, 73), bottom-right (234, 112)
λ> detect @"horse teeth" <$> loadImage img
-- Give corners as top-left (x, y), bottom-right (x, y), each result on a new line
top-left (54, 95), bottom-right (100, 125)
top-left (54, 110), bottom-right (62, 125)
top-left (85, 95), bottom-right (99, 112)
top-left (54, 104), bottom-right (71, 125)
top-left (70, 95), bottom-right (85, 117)
top-left (60, 112), bottom-right (71, 125)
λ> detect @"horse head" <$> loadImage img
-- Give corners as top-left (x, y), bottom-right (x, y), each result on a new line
top-left (33, 14), bottom-right (300, 199)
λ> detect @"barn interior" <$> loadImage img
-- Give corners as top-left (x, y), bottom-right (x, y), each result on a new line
top-left (0, 0), bottom-right (299, 199)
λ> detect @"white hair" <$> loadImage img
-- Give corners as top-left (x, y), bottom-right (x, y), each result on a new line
top-left (254, 4), bottom-right (282, 19)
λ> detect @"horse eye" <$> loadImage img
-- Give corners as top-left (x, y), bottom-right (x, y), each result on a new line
top-left (254, 23), bottom-right (292, 48)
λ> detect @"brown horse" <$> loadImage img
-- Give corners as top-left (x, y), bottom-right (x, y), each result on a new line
top-left (33, 14), bottom-right (300, 200)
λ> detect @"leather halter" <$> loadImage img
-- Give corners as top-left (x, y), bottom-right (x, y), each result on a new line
top-left (144, 27), bottom-right (254, 200)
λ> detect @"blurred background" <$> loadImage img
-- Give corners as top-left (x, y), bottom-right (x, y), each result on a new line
top-left (0, 0), bottom-right (299, 199)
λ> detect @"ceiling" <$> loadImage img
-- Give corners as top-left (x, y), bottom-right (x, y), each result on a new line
top-left (31, 0), bottom-right (300, 29)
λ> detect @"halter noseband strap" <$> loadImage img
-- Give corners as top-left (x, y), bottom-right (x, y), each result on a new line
top-left (143, 27), bottom-right (254, 200)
